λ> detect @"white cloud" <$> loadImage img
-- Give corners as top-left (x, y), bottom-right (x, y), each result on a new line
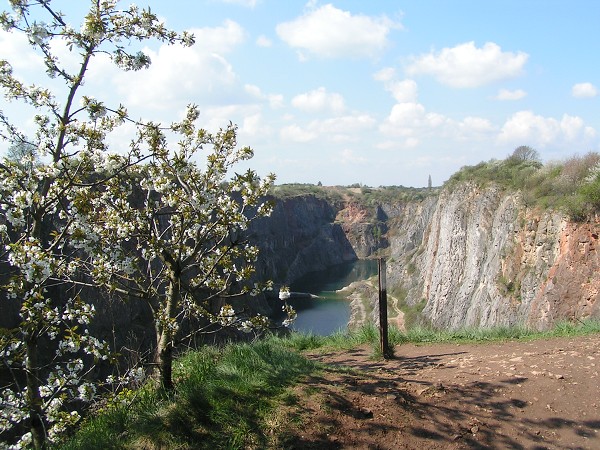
top-left (380, 102), bottom-right (449, 138)
top-left (256, 35), bottom-right (272, 47)
top-left (305, 0), bottom-right (319, 10)
top-left (377, 137), bottom-right (420, 150)
top-left (291, 87), bottom-right (345, 114)
top-left (244, 84), bottom-right (262, 98)
top-left (276, 4), bottom-right (399, 59)
top-left (572, 82), bottom-right (598, 98)
top-left (188, 20), bottom-right (246, 54)
top-left (388, 79), bottom-right (418, 103)
top-left (337, 148), bottom-right (367, 165)
top-left (240, 113), bottom-right (271, 137)
top-left (495, 89), bottom-right (527, 101)
top-left (403, 137), bottom-right (420, 148)
top-left (379, 97), bottom-right (496, 146)
top-left (104, 120), bottom-right (139, 154)
top-left (278, 113), bottom-right (375, 145)
top-left (193, 104), bottom-right (277, 145)
top-left (112, 21), bottom-right (245, 112)
top-left (244, 84), bottom-right (284, 109)
top-left (406, 42), bottom-right (528, 88)
top-left (309, 114), bottom-right (376, 134)
top-left (217, 0), bottom-right (259, 7)
top-left (373, 67), bottom-right (396, 82)
top-left (307, 114), bottom-right (376, 143)
top-left (498, 111), bottom-right (597, 147)
top-left (280, 124), bottom-right (317, 142)
top-left (0, 30), bottom-right (42, 71)
top-left (117, 48), bottom-right (237, 110)
top-left (560, 114), bottom-right (596, 141)
top-left (268, 94), bottom-right (284, 109)
top-left (456, 116), bottom-right (496, 140)
top-left (374, 68), bottom-right (418, 102)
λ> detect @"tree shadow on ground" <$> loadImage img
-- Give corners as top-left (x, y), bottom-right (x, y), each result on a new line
top-left (284, 349), bottom-right (599, 450)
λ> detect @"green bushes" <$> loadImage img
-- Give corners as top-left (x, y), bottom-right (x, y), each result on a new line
top-left (359, 185), bottom-right (438, 205)
top-left (445, 157), bottom-right (541, 190)
top-left (579, 173), bottom-right (600, 209)
top-left (445, 150), bottom-right (600, 221)
top-left (270, 183), bottom-right (335, 200)
top-left (270, 183), bottom-right (436, 206)
top-left (272, 151), bottom-right (600, 222)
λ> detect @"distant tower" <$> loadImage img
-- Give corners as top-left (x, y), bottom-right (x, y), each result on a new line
top-left (427, 174), bottom-right (432, 189)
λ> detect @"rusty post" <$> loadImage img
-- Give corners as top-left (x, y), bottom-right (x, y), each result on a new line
top-left (378, 258), bottom-right (391, 358)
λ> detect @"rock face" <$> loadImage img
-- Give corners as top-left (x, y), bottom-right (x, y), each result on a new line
top-left (251, 195), bottom-right (358, 285)
top-left (382, 183), bottom-right (600, 330)
top-left (3, 185), bottom-right (597, 334)
top-left (526, 221), bottom-right (600, 328)
top-left (336, 201), bottom-right (389, 258)
top-left (251, 185), bottom-right (599, 330)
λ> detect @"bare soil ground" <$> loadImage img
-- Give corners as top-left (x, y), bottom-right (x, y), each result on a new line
top-left (278, 334), bottom-right (600, 449)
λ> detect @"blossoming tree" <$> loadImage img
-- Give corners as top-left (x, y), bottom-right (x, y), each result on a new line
top-left (82, 105), bottom-right (288, 390)
top-left (0, 1), bottom-right (193, 448)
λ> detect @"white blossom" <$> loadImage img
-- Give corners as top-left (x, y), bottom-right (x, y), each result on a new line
top-left (77, 383), bottom-right (96, 402)
top-left (238, 320), bottom-right (253, 333)
top-left (279, 286), bottom-right (291, 300)
top-left (29, 23), bottom-right (49, 45)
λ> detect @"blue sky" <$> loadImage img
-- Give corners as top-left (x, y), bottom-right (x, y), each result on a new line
top-left (1, 0), bottom-right (599, 187)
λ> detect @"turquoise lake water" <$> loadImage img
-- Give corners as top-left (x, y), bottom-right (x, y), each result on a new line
top-left (287, 259), bottom-right (378, 336)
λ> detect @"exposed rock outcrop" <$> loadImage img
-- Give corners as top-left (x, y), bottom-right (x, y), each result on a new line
top-left (3, 184), bottom-right (597, 336)
top-left (382, 183), bottom-right (600, 330)
top-left (249, 184), bottom-right (599, 330)
top-left (251, 195), bottom-right (357, 285)
top-left (336, 200), bottom-right (388, 257)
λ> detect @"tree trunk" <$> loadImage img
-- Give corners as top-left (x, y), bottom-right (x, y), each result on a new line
top-left (156, 330), bottom-right (173, 390)
top-left (155, 272), bottom-right (180, 390)
top-left (25, 335), bottom-right (46, 450)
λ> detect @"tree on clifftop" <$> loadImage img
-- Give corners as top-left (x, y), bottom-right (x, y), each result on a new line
top-left (0, 1), bottom-right (193, 447)
top-left (510, 145), bottom-right (540, 164)
top-left (0, 2), bottom-right (290, 446)
top-left (83, 105), bottom-right (288, 390)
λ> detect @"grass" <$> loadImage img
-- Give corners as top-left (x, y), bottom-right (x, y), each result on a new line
top-left (277, 320), bottom-right (600, 357)
top-left (60, 338), bottom-right (318, 450)
top-left (60, 319), bottom-right (600, 449)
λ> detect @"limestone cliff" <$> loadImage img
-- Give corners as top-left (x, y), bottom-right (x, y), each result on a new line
top-left (382, 183), bottom-right (600, 330)
top-left (245, 184), bottom-right (600, 330)
top-left (251, 194), bottom-right (357, 285)
top-left (3, 184), bottom-right (597, 335)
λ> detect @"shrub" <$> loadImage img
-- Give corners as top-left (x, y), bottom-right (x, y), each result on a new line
top-left (445, 151), bottom-right (600, 221)
top-left (579, 175), bottom-right (600, 210)
top-left (560, 152), bottom-right (600, 185)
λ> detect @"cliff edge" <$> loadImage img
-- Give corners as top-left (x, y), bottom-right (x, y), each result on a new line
top-left (382, 183), bottom-right (600, 330)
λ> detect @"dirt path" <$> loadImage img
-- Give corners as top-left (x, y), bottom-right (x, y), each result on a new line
top-left (279, 334), bottom-right (600, 449)
top-left (345, 280), bottom-right (405, 330)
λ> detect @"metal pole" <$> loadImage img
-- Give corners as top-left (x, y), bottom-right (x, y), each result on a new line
top-left (378, 258), bottom-right (391, 358)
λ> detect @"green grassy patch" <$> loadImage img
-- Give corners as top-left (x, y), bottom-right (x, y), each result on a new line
top-left (60, 338), bottom-right (319, 450)
top-left (269, 183), bottom-right (438, 213)
top-left (281, 320), bottom-right (600, 357)
top-left (444, 151), bottom-right (600, 220)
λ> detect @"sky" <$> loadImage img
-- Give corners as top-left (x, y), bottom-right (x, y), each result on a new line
top-left (1, 0), bottom-right (599, 187)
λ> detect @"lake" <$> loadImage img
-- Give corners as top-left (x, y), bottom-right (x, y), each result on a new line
top-left (287, 259), bottom-right (378, 335)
